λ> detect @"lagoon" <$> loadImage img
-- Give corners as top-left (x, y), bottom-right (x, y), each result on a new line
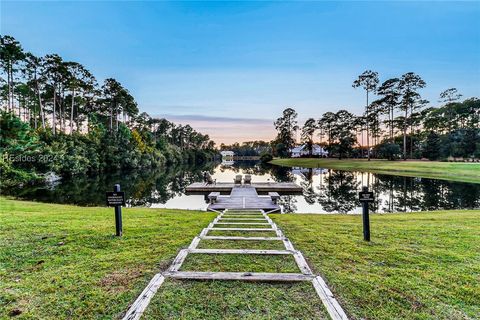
top-left (3, 161), bottom-right (479, 214)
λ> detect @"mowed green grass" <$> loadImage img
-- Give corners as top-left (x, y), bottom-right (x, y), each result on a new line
top-left (272, 210), bottom-right (480, 320)
top-left (143, 280), bottom-right (329, 319)
top-left (180, 253), bottom-right (300, 273)
top-left (197, 239), bottom-right (286, 250)
top-left (270, 158), bottom-right (480, 183)
top-left (0, 197), bottom-right (215, 319)
top-left (3, 197), bottom-right (479, 319)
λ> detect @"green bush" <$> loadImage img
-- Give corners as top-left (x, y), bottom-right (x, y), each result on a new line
top-left (260, 153), bottom-right (273, 163)
top-left (375, 143), bottom-right (401, 160)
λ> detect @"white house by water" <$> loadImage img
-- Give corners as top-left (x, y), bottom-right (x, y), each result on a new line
top-left (290, 144), bottom-right (328, 158)
top-left (220, 150), bottom-right (235, 158)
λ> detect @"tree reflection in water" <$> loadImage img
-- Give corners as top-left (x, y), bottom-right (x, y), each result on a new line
top-left (6, 162), bottom-right (215, 207)
top-left (5, 161), bottom-right (480, 213)
top-left (317, 170), bottom-right (360, 213)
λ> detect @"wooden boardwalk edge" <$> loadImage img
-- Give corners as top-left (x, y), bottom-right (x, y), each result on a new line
top-left (122, 205), bottom-right (349, 320)
top-left (164, 271), bottom-right (314, 282)
top-left (122, 273), bottom-right (165, 320)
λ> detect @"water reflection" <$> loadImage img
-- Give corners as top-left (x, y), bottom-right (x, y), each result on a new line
top-left (4, 161), bottom-right (479, 213)
top-left (6, 163), bottom-right (213, 207)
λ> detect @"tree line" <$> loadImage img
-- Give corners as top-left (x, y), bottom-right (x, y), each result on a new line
top-left (219, 141), bottom-right (272, 157)
top-left (272, 70), bottom-right (479, 160)
top-left (0, 35), bottom-right (215, 187)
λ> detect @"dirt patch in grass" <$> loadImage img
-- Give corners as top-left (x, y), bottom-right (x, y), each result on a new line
top-left (99, 268), bottom-right (143, 293)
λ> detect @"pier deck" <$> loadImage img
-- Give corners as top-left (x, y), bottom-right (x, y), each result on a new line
top-left (207, 185), bottom-right (280, 212)
top-left (123, 208), bottom-right (348, 320)
top-left (186, 182), bottom-right (302, 194)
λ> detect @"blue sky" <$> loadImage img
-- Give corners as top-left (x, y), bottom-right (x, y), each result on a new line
top-left (2, 1), bottom-right (479, 143)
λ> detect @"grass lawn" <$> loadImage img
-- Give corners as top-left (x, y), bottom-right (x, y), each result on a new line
top-left (2, 197), bottom-right (479, 319)
top-left (272, 210), bottom-right (480, 320)
top-left (197, 239), bottom-right (286, 250)
top-left (0, 197), bottom-right (215, 319)
top-left (180, 253), bottom-right (300, 273)
top-left (143, 280), bottom-right (329, 319)
top-left (270, 158), bottom-right (480, 184)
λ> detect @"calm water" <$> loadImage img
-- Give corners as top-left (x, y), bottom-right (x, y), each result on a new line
top-left (4, 161), bottom-right (480, 213)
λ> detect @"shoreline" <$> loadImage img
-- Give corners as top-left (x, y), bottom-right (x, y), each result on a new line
top-left (270, 158), bottom-right (480, 184)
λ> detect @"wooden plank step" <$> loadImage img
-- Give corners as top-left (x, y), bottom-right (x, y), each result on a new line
top-left (208, 228), bottom-right (275, 231)
top-left (164, 271), bottom-right (314, 282)
top-left (167, 249), bottom-right (189, 272)
top-left (224, 211), bottom-right (264, 213)
top-left (312, 276), bottom-right (349, 320)
top-left (202, 236), bottom-right (283, 241)
top-left (189, 249), bottom-right (294, 255)
top-left (222, 214), bottom-right (265, 217)
top-left (224, 213), bottom-right (264, 215)
top-left (219, 218), bottom-right (267, 221)
top-left (223, 212), bottom-right (264, 215)
top-left (224, 211), bottom-right (264, 214)
top-left (214, 222), bottom-right (271, 225)
top-left (121, 274), bottom-right (165, 320)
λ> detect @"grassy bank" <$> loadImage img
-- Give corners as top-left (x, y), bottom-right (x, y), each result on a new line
top-left (270, 158), bottom-right (480, 183)
top-left (1, 198), bottom-right (479, 319)
top-left (272, 210), bottom-right (480, 319)
top-left (0, 198), bottom-right (215, 319)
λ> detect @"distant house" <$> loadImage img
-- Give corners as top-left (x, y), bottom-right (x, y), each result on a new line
top-left (220, 150), bottom-right (235, 158)
top-left (290, 144), bottom-right (328, 158)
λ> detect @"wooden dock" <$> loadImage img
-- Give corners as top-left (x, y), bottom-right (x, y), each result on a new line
top-left (122, 209), bottom-right (349, 320)
top-left (207, 185), bottom-right (281, 212)
top-left (122, 180), bottom-right (348, 320)
top-left (186, 182), bottom-right (302, 194)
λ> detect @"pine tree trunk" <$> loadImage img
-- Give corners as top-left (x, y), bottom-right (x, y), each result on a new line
top-left (13, 85), bottom-right (19, 117)
top-left (34, 104), bottom-right (38, 129)
top-left (61, 89), bottom-right (66, 133)
top-left (7, 61), bottom-right (12, 112)
top-left (53, 87), bottom-right (56, 135)
top-left (403, 108), bottom-right (407, 160)
top-left (110, 105), bottom-right (113, 132)
top-left (59, 100), bottom-right (63, 133)
top-left (410, 105), bottom-right (414, 159)
top-left (35, 79), bottom-right (46, 129)
top-left (390, 105), bottom-right (394, 143)
top-left (366, 90), bottom-right (370, 161)
top-left (115, 104), bottom-right (119, 131)
top-left (70, 88), bottom-right (75, 134)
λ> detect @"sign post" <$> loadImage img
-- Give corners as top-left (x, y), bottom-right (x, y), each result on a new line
top-left (358, 186), bottom-right (374, 241)
top-left (106, 184), bottom-right (125, 236)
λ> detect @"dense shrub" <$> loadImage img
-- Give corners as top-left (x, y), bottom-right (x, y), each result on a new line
top-left (375, 143), bottom-right (401, 160)
top-left (260, 153), bottom-right (273, 163)
top-left (0, 112), bottom-right (215, 186)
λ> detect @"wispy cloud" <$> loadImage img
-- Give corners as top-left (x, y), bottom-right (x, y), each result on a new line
top-left (153, 114), bottom-right (276, 145)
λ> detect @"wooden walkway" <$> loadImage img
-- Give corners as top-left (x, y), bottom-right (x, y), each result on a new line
top-left (207, 185), bottom-right (281, 212)
top-left (122, 209), bottom-right (349, 320)
top-left (186, 182), bottom-right (302, 194)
